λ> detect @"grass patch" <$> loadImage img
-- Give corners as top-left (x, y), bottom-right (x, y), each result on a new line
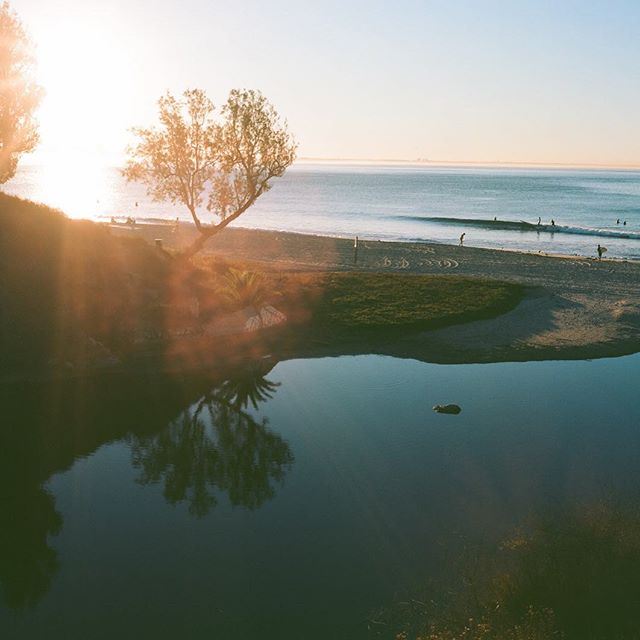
top-left (197, 260), bottom-right (524, 335)
top-left (311, 272), bottom-right (522, 331)
top-left (198, 264), bottom-right (523, 335)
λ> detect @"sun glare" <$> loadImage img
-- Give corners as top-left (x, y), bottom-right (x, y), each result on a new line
top-left (33, 16), bottom-right (132, 162)
top-left (21, 156), bottom-right (114, 220)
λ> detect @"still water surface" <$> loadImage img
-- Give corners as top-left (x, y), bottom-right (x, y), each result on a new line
top-left (2, 353), bottom-right (640, 638)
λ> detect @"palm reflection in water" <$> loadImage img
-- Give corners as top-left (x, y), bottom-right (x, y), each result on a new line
top-left (129, 362), bottom-right (293, 517)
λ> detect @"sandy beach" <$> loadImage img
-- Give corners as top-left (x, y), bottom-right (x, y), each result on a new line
top-left (110, 222), bottom-right (640, 363)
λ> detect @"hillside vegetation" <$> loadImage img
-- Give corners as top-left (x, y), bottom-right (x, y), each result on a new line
top-left (0, 194), bottom-right (173, 372)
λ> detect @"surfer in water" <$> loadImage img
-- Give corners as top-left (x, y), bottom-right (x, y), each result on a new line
top-left (459, 233), bottom-right (465, 246)
top-left (551, 219), bottom-right (556, 226)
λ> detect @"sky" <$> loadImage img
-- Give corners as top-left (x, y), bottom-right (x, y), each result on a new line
top-left (12, 0), bottom-right (640, 166)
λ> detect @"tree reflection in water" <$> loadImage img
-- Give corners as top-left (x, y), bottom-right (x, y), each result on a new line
top-left (0, 485), bottom-right (62, 610)
top-left (0, 362), bottom-right (291, 611)
top-left (129, 363), bottom-right (293, 517)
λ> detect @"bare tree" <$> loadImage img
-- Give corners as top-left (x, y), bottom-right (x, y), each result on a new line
top-left (124, 88), bottom-right (297, 259)
top-left (0, 1), bottom-right (43, 184)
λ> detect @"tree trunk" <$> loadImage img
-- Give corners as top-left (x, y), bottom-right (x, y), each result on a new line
top-left (177, 192), bottom-right (261, 261)
top-left (179, 229), bottom-right (217, 261)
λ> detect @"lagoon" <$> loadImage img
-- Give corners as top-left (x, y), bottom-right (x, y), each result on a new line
top-left (2, 353), bottom-right (640, 638)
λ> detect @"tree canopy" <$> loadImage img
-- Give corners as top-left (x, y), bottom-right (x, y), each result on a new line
top-left (0, 1), bottom-right (42, 184)
top-left (124, 88), bottom-right (297, 258)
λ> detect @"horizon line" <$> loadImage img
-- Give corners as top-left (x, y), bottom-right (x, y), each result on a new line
top-left (297, 156), bottom-right (640, 170)
top-left (21, 153), bottom-right (640, 172)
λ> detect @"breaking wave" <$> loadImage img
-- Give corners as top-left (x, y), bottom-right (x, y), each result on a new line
top-left (401, 216), bottom-right (640, 240)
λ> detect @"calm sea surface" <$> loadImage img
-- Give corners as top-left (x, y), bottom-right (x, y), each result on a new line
top-left (2, 353), bottom-right (640, 638)
top-left (6, 163), bottom-right (640, 259)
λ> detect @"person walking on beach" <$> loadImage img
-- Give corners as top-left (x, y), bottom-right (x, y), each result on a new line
top-left (551, 219), bottom-right (555, 226)
top-left (459, 232), bottom-right (465, 246)
top-left (537, 216), bottom-right (541, 225)
top-left (597, 244), bottom-right (604, 260)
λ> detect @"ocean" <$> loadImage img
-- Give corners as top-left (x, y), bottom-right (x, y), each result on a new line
top-left (5, 162), bottom-right (640, 259)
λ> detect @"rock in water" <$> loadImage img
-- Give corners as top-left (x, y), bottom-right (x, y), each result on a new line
top-left (433, 404), bottom-right (462, 415)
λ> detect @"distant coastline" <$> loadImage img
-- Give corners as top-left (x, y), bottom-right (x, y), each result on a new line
top-left (19, 156), bottom-right (640, 172)
top-left (297, 156), bottom-right (640, 171)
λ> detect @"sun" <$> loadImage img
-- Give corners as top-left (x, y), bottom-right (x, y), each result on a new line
top-left (33, 15), bottom-right (134, 164)
top-left (23, 13), bottom-right (139, 218)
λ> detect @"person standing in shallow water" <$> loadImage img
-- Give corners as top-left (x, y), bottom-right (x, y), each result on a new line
top-left (459, 233), bottom-right (465, 246)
